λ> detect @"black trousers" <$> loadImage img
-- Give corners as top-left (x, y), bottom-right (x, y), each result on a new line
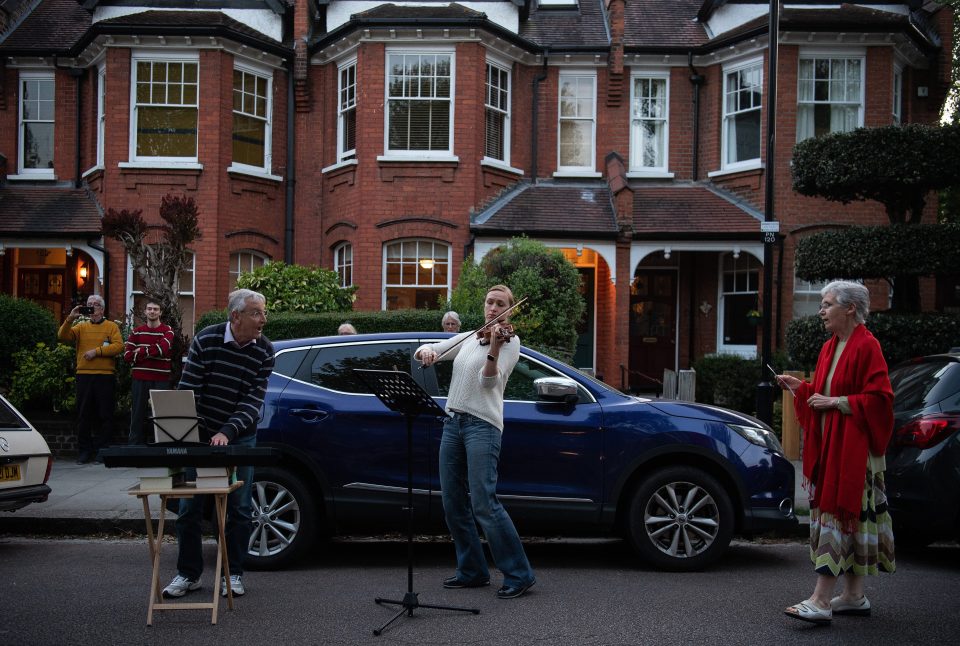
top-left (75, 373), bottom-right (116, 456)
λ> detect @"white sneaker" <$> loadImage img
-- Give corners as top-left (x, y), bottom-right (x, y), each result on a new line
top-left (221, 574), bottom-right (245, 597)
top-left (162, 575), bottom-right (200, 598)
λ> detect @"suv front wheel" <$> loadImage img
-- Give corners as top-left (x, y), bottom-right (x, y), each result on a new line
top-left (626, 466), bottom-right (734, 571)
top-left (246, 466), bottom-right (317, 570)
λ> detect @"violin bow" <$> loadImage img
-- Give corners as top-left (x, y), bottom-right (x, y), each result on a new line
top-left (422, 296), bottom-right (528, 367)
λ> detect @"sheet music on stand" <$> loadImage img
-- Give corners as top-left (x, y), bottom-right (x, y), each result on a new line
top-left (149, 390), bottom-right (202, 444)
top-left (353, 369), bottom-right (448, 419)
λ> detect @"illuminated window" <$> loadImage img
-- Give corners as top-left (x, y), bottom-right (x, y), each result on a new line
top-left (383, 239), bottom-right (449, 310)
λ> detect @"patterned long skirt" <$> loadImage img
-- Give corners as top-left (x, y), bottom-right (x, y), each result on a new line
top-left (809, 470), bottom-right (896, 576)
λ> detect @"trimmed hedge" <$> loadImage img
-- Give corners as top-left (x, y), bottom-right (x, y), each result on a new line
top-left (795, 223), bottom-right (960, 280)
top-left (195, 309), bottom-right (485, 340)
top-left (785, 313), bottom-right (960, 369)
top-left (0, 295), bottom-right (57, 389)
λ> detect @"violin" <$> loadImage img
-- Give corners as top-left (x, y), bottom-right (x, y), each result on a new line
top-left (477, 322), bottom-right (516, 345)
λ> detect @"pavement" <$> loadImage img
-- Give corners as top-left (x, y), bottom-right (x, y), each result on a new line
top-left (1, 458), bottom-right (810, 537)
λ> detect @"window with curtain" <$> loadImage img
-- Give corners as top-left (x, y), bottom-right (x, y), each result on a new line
top-left (558, 73), bottom-right (596, 171)
top-left (232, 66), bottom-right (271, 170)
top-left (386, 52), bottom-right (453, 154)
top-left (796, 56), bottom-right (862, 141)
top-left (133, 57), bottom-right (199, 160)
top-left (485, 61), bottom-right (510, 163)
top-left (629, 75), bottom-right (668, 171)
top-left (19, 71), bottom-right (55, 174)
top-left (719, 253), bottom-right (760, 352)
top-left (338, 60), bottom-right (357, 161)
top-left (723, 61), bottom-right (762, 167)
top-left (334, 243), bottom-right (353, 287)
top-left (229, 250), bottom-right (268, 289)
top-left (383, 239), bottom-right (449, 310)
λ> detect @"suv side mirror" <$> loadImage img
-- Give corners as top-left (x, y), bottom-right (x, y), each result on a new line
top-left (534, 377), bottom-right (580, 405)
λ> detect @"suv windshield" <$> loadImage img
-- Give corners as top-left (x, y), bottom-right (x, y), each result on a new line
top-left (890, 359), bottom-right (960, 412)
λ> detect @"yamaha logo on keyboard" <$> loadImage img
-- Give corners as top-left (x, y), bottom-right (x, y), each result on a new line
top-left (165, 447), bottom-right (188, 454)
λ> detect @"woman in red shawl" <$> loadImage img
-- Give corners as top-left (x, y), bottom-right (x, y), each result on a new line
top-left (776, 281), bottom-right (895, 625)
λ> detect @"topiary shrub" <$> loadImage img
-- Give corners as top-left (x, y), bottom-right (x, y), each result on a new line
top-left (0, 295), bottom-right (57, 389)
top-left (786, 313), bottom-right (960, 369)
top-left (8, 342), bottom-right (76, 412)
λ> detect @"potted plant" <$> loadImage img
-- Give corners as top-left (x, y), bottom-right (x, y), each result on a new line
top-left (746, 309), bottom-right (763, 326)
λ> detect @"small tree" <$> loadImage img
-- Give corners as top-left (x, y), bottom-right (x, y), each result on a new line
top-left (450, 237), bottom-right (584, 362)
top-left (792, 123), bottom-right (960, 311)
top-left (102, 194), bottom-right (201, 381)
top-left (235, 262), bottom-right (357, 312)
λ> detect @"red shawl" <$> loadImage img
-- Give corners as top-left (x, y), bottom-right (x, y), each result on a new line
top-left (794, 324), bottom-right (894, 531)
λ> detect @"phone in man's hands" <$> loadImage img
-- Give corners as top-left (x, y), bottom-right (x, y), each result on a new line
top-left (79, 305), bottom-right (93, 316)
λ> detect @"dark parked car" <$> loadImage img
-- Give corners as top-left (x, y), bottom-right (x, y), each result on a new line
top-left (885, 352), bottom-right (960, 545)
top-left (248, 333), bottom-right (796, 571)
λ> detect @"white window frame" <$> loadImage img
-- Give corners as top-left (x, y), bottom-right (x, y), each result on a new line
top-left (556, 71), bottom-right (597, 176)
top-left (17, 70), bottom-right (55, 177)
top-left (383, 48), bottom-right (455, 160)
top-left (382, 239), bottom-right (451, 310)
top-left (892, 63), bottom-right (903, 125)
top-left (484, 57), bottom-right (512, 166)
top-left (129, 50), bottom-right (200, 163)
top-left (796, 52), bottom-right (864, 142)
top-left (334, 242), bottom-right (353, 287)
top-left (717, 252), bottom-right (760, 357)
top-left (230, 60), bottom-right (273, 174)
top-left (793, 274), bottom-right (828, 320)
top-left (229, 250), bottom-right (269, 289)
top-left (628, 73), bottom-right (669, 174)
top-left (96, 64), bottom-right (106, 169)
top-left (337, 58), bottom-right (358, 162)
top-left (721, 58), bottom-right (763, 171)
top-left (127, 250), bottom-right (196, 332)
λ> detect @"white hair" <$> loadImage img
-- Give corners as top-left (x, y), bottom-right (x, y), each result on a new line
top-left (228, 288), bottom-right (266, 315)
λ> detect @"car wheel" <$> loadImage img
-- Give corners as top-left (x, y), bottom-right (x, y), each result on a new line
top-left (626, 466), bottom-right (734, 571)
top-left (245, 466), bottom-right (318, 570)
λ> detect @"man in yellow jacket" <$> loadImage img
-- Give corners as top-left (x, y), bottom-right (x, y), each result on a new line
top-left (58, 294), bottom-right (124, 464)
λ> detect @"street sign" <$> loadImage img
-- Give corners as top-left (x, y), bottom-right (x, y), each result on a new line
top-left (760, 221), bottom-right (780, 233)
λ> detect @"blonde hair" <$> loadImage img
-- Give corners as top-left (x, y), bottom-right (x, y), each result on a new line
top-left (486, 284), bottom-right (515, 307)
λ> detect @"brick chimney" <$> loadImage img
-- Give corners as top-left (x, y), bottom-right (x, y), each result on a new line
top-left (605, 151), bottom-right (633, 237)
top-left (606, 0), bottom-right (625, 107)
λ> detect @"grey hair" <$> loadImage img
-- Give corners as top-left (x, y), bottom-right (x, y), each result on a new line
top-left (87, 294), bottom-right (105, 308)
top-left (228, 288), bottom-right (266, 315)
top-left (822, 280), bottom-right (869, 324)
top-left (442, 311), bottom-right (460, 324)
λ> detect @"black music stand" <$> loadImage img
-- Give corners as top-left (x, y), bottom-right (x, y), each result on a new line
top-left (353, 369), bottom-right (479, 636)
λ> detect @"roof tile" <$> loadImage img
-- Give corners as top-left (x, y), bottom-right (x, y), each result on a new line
top-left (0, 186), bottom-right (102, 236)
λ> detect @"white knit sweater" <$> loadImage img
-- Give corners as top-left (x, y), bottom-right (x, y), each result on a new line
top-left (417, 331), bottom-right (520, 431)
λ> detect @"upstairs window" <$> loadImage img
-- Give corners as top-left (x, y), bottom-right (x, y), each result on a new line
top-left (797, 56), bottom-right (863, 141)
top-left (722, 61), bottom-right (762, 169)
top-left (386, 51), bottom-right (453, 156)
top-left (132, 54), bottom-right (199, 161)
top-left (338, 60), bottom-right (357, 161)
top-left (18, 71), bottom-right (55, 175)
top-left (96, 65), bottom-right (106, 168)
top-left (557, 72), bottom-right (596, 173)
top-left (232, 64), bottom-right (272, 171)
top-left (485, 61), bottom-right (511, 164)
top-left (629, 75), bottom-right (668, 172)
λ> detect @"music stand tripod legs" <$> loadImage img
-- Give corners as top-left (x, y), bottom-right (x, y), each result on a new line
top-left (352, 369), bottom-right (479, 636)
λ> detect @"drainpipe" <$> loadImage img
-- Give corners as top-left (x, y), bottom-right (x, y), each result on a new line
top-left (688, 53), bottom-right (704, 180)
top-left (88, 238), bottom-right (109, 310)
top-left (284, 57), bottom-right (296, 263)
top-left (531, 50), bottom-right (549, 183)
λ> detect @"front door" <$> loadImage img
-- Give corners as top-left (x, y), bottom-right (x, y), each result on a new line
top-left (628, 269), bottom-right (677, 394)
top-left (18, 268), bottom-right (65, 321)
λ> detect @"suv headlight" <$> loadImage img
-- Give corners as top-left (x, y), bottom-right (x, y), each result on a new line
top-left (728, 423), bottom-right (784, 455)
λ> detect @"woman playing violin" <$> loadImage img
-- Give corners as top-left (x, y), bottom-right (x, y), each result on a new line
top-left (415, 284), bottom-right (536, 600)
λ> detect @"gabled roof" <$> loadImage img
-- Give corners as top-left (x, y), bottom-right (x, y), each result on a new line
top-left (632, 184), bottom-right (761, 239)
top-left (624, 0), bottom-right (708, 50)
top-left (520, 0), bottom-right (610, 50)
top-left (352, 3), bottom-right (484, 21)
top-left (0, 186), bottom-right (102, 236)
top-left (0, 0), bottom-right (91, 54)
top-left (95, 9), bottom-right (287, 49)
top-left (473, 182), bottom-right (617, 238)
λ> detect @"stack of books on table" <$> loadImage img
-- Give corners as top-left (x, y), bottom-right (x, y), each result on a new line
top-left (137, 467), bottom-right (187, 490)
top-left (194, 466), bottom-right (234, 489)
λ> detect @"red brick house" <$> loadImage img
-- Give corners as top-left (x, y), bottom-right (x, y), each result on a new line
top-left (0, 0), bottom-right (953, 393)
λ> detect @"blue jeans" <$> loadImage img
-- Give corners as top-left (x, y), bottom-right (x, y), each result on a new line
top-left (439, 412), bottom-right (534, 588)
top-left (176, 433), bottom-right (256, 581)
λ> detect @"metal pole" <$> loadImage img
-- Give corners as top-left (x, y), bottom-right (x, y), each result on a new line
top-left (757, 1), bottom-right (779, 425)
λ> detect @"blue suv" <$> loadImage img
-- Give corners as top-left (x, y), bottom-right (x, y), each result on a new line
top-left (249, 333), bottom-right (796, 571)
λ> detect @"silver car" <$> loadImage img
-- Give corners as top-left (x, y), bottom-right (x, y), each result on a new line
top-left (0, 394), bottom-right (53, 512)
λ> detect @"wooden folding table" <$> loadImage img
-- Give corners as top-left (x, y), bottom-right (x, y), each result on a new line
top-left (129, 481), bottom-right (242, 626)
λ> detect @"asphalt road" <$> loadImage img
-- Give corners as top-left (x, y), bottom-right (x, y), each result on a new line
top-left (2, 536), bottom-right (958, 646)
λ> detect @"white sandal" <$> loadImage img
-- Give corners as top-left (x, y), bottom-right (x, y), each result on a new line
top-left (830, 595), bottom-right (871, 616)
top-left (784, 600), bottom-right (832, 624)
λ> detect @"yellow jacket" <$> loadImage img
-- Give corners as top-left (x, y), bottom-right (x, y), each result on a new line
top-left (58, 318), bottom-right (124, 375)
